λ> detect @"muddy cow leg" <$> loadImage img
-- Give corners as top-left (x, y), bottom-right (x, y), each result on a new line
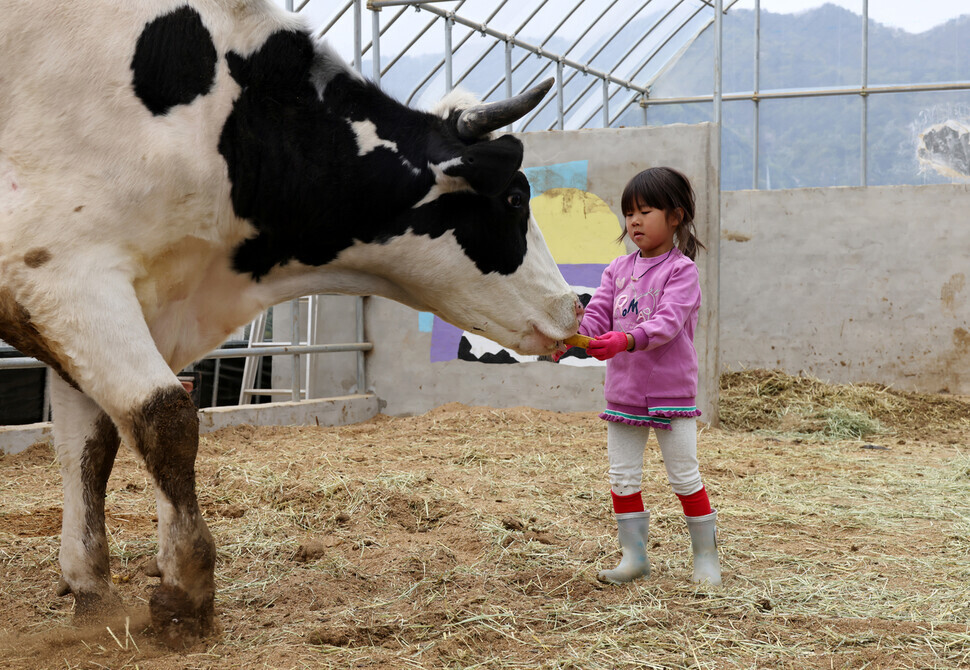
top-left (40, 278), bottom-right (216, 646)
top-left (50, 375), bottom-right (122, 620)
top-left (130, 383), bottom-right (215, 647)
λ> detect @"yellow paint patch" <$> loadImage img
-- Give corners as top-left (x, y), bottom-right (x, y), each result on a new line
top-left (531, 188), bottom-right (626, 264)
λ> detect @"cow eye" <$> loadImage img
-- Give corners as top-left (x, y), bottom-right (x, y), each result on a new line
top-left (507, 193), bottom-right (523, 208)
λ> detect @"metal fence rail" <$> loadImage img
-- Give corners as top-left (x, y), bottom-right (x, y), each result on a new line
top-left (293, 0), bottom-right (969, 189)
top-left (0, 294), bottom-right (371, 420)
top-left (0, 343), bottom-right (372, 372)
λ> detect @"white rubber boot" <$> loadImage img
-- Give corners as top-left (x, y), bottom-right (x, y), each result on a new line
top-left (685, 510), bottom-right (722, 585)
top-left (597, 511), bottom-right (651, 584)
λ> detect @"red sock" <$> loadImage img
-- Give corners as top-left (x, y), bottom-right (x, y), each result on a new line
top-left (677, 487), bottom-right (712, 517)
top-left (611, 489), bottom-right (645, 514)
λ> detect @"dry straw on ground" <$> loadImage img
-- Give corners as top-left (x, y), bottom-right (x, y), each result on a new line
top-left (0, 369), bottom-right (968, 669)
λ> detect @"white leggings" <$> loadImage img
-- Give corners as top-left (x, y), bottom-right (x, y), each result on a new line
top-left (607, 418), bottom-right (703, 497)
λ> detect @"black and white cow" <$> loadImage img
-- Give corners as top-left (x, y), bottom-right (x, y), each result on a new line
top-left (0, 0), bottom-right (581, 645)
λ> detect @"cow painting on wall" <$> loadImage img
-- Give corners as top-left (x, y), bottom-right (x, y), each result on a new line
top-left (0, 0), bottom-right (582, 645)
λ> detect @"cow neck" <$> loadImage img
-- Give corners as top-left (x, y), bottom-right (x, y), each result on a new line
top-left (219, 43), bottom-right (438, 279)
top-left (321, 74), bottom-right (437, 212)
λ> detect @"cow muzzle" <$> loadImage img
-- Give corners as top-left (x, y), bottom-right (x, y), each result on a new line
top-left (516, 295), bottom-right (584, 355)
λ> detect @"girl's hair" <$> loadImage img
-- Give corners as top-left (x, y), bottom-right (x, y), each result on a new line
top-left (620, 166), bottom-right (706, 260)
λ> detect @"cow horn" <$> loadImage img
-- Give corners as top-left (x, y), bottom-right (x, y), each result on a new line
top-left (456, 77), bottom-right (554, 139)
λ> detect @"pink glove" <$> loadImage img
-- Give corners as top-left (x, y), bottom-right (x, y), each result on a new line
top-left (587, 331), bottom-right (630, 361)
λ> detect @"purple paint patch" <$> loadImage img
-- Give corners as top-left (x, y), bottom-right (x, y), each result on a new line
top-left (559, 263), bottom-right (608, 288)
top-left (425, 263), bottom-right (608, 362)
top-left (430, 316), bottom-right (464, 362)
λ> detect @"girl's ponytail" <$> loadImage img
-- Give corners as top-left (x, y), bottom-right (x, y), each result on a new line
top-left (677, 212), bottom-right (704, 261)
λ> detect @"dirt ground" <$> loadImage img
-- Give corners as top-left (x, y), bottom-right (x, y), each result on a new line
top-left (0, 371), bottom-right (968, 669)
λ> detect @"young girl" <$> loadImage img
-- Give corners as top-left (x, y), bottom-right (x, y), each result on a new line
top-left (560, 166), bottom-right (721, 586)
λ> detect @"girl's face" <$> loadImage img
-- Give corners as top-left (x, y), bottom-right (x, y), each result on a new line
top-left (624, 199), bottom-right (682, 257)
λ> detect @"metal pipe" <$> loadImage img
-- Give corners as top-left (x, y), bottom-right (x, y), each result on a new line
top-left (505, 38), bottom-right (513, 131)
top-left (609, 1), bottom-right (672, 78)
top-left (604, 91), bottom-right (643, 127)
top-left (315, 0), bottom-right (354, 39)
top-left (371, 6), bottom-right (381, 85)
top-left (861, 0), bottom-right (869, 186)
top-left (368, 0), bottom-right (452, 5)
top-left (556, 59), bottom-right (564, 129)
top-left (354, 0), bottom-right (362, 72)
top-left (361, 4), bottom-right (408, 60)
top-left (42, 368), bottom-right (51, 421)
top-left (452, 0), bottom-right (533, 90)
top-left (570, 2), bottom-right (702, 132)
top-left (0, 343), bottom-right (373, 371)
top-left (211, 359), bottom-right (221, 407)
top-left (754, 0), bottom-right (761, 189)
top-left (444, 12), bottom-right (453, 90)
top-left (624, 2), bottom-right (706, 89)
top-left (642, 81), bottom-right (970, 107)
top-left (417, 4), bottom-right (648, 96)
top-left (285, 0), bottom-right (293, 11)
top-left (481, 0), bottom-right (622, 103)
top-left (712, 0), bottom-right (724, 427)
top-left (714, 0), bottom-right (723, 126)
top-left (535, 0), bottom-right (687, 130)
top-left (355, 297), bottom-right (366, 394)
top-left (381, 11), bottom-right (440, 75)
top-left (291, 299), bottom-right (301, 402)
top-left (602, 77), bottom-right (610, 128)
top-left (306, 296), bottom-right (319, 399)
top-left (504, 38), bottom-right (512, 99)
top-left (560, 10), bottom-right (705, 134)
top-left (454, 42), bottom-right (499, 89)
top-left (400, 1), bottom-right (468, 105)
top-left (206, 343), bottom-right (373, 358)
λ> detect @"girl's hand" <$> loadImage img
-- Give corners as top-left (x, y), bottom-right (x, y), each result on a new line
top-left (587, 331), bottom-right (630, 360)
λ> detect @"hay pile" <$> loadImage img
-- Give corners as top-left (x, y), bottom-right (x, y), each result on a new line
top-left (720, 369), bottom-right (970, 440)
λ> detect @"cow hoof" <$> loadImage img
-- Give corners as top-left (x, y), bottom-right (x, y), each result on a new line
top-left (55, 577), bottom-right (72, 597)
top-left (150, 583), bottom-right (215, 648)
top-left (142, 557), bottom-right (161, 578)
top-left (73, 589), bottom-right (123, 624)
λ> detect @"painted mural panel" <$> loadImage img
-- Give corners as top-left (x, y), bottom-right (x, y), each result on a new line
top-left (426, 160), bottom-right (626, 366)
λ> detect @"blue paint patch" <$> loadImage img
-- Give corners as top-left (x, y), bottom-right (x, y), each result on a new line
top-left (523, 160), bottom-right (589, 198)
top-left (418, 312), bottom-right (435, 333)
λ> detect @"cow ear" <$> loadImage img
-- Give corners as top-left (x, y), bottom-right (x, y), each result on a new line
top-left (226, 30), bottom-right (315, 94)
top-left (446, 135), bottom-right (524, 197)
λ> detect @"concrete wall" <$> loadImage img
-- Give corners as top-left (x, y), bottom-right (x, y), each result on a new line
top-left (0, 395), bottom-right (379, 454)
top-left (720, 183), bottom-right (970, 393)
top-left (8, 136), bottom-right (964, 453)
top-left (309, 124), bottom-right (721, 421)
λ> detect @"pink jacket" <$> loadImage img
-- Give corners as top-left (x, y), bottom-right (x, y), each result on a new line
top-left (580, 248), bottom-right (702, 423)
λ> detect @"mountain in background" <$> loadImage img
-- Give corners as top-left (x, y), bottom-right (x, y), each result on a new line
top-left (643, 3), bottom-right (970, 189)
top-left (364, 3), bottom-right (970, 190)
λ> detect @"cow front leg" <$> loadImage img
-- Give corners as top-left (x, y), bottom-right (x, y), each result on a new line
top-left (129, 384), bottom-right (215, 647)
top-left (50, 376), bottom-right (123, 620)
top-left (31, 276), bottom-right (216, 645)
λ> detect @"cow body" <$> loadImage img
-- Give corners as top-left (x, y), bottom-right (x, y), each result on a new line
top-left (0, 0), bottom-right (579, 644)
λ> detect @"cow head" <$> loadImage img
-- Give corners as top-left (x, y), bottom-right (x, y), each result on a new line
top-left (370, 85), bottom-right (583, 355)
top-left (219, 31), bottom-right (581, 354)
